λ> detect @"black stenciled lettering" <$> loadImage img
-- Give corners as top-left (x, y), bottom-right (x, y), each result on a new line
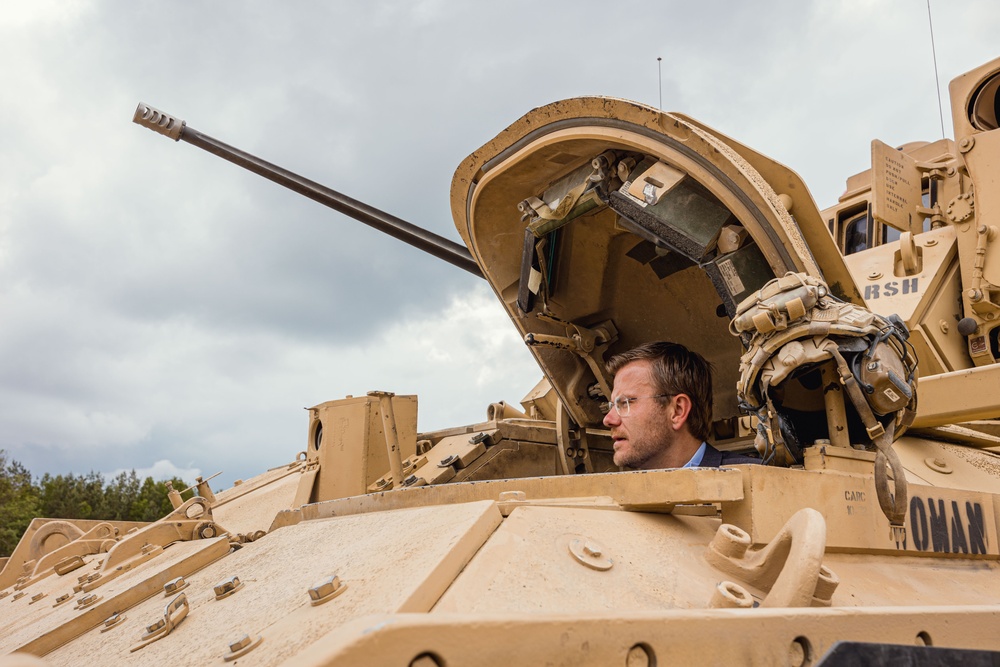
top-left (928, 498), bottom-right (950, 552)
top-left (950, 501), bottom-right (969, 554)
top-left (890, 492), bottom-right (908, 550)
top-left (902, 277), bottom-right (918, 295)
top-left (865, 284), bottom-right (880, 300)
top-left (967, 502), bottom-right (987, 555)
top-left (910, 497), bottom-right (929, 551)
top-left (884, 281), bottom-right (899, 297)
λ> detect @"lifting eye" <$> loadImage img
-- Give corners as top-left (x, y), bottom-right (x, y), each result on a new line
top-left (969, 71), bottom-right (1000, 132)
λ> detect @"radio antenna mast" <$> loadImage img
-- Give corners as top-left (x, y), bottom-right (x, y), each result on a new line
top-left (657, 57), bottom-right (663, 110)
top-left (926, 0), bottom-right (947, 139)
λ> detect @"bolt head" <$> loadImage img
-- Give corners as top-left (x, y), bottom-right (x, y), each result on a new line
top-left (165, 576), bottom-right (185, 593)
top-left (229, 634), bottom-right (252, 652)
top-left (308, 575), bottom-right (342, 602)
top-left (77, 593), bottom-right (101, 608)
top-left (214, 576), bottom-right (241, 596)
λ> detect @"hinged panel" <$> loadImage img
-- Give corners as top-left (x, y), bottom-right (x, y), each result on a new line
top-left (45, 500), bottom-right (501, 666)
top-left (872, 139), bottom-right (923, 233)
top-left (2, 537), bottom-right (230, 656)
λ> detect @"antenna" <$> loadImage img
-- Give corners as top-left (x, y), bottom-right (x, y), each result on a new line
top-left (926, 0), bottom-right (947, 139)
top-left (657, 57), bottom-right (663, 110)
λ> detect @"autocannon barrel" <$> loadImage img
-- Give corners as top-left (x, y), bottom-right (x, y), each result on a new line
top-left (132, 103), bottom-right (483, 278)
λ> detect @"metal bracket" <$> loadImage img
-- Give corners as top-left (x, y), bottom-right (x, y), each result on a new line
top-left (704, 508), bottom-right (839, 607)
top-left (556, 401), bottom-right (593, 475)
top-left (18, 522), bottom-right (119, 589)
top-left (83, 497), bottom-right (229, 592)
top-left (525, 315), bottom-right (618, 402)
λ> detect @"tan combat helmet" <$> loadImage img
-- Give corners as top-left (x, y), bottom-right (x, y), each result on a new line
top-left (733, 271), bottom-right (918, 527)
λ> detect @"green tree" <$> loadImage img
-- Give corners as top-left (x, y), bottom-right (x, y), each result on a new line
top-left (1, 453), bottom-right (195, 558)
top-left (103, 470), bottom-right (142, 520)
top-left (80, 471), bottom-right (109, 519)
top-left (38, 473), bottom-right (91, 519)
top-left (130, 476), bottom-right (158, 522)
top-left (0, 450), bottom-right (41, 558)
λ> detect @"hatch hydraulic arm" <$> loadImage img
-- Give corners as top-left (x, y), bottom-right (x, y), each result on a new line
top-left (132, 103), bottom-right (483, 278)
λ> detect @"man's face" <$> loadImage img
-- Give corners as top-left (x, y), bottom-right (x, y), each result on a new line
top-left (602, 359), bottom-right (675, 469)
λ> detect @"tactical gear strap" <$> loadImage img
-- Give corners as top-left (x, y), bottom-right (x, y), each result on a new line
top-left (873, 426), bottom-right (909, 528)
top-left (829, 348), bottom-right (883, 437)
top-left (830, 348), bottom-right (908, 527)
top-left (526, 181), bottom-right (588, 232)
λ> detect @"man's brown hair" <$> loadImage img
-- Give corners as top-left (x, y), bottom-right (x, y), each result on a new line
top-left (606, 341), bottom-right (713, 442)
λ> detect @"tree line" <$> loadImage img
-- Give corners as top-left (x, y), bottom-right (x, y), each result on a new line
top-left (0, 449), bottom-right (191, 558)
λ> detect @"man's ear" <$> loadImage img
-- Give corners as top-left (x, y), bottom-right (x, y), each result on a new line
top-left (669, 394), bottom-right (693, 432)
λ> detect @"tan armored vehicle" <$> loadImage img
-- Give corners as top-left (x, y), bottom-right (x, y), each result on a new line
top-left (3, 56), bottom-right (1000, 666)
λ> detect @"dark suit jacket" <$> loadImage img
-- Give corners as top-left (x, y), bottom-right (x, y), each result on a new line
top-left (699, 444), bottom-right (762, 467)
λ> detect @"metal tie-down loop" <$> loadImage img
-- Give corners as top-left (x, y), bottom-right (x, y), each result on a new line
top-left (705, 508), bottom-right (839, 608)
top-left (130, 592), bottom-right (190, 653)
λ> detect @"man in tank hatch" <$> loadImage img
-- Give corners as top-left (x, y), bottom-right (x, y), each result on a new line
top-left (602, 341), bottom-right (761, 469)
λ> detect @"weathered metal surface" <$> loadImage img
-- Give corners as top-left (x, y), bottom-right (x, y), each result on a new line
top-left (291, 467), bottom-right (744, 525)
top-left (0, 520), bottom-right (147, 592)
top-left (1, 537), bottom-right (230, 656)
top-left (287, 606), bottom-right (1000, 666)
top-left (42, 501), bottom-right (500, 666)
top-left (211, 462), bottom-right (307, 537)
top-left (723, 464), bottom-right (999, 557)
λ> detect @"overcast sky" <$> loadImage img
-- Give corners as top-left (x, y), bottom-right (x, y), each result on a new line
top-left (1, 1), bottom-right (997, 490)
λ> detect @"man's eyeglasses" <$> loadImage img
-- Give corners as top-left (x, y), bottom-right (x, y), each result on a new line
top-left (607, 394), bottom-right (673, 417)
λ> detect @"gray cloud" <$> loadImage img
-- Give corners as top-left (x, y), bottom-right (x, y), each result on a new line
top-left (1, 0), bottom-right (996, 488)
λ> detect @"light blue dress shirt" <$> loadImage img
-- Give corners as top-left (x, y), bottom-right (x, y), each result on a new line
top-left (682, 441), bottom-right (708, 468)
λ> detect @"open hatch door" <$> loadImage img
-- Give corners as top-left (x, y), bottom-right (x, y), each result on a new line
top-left (451, 97), bottom-right (862, 433)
